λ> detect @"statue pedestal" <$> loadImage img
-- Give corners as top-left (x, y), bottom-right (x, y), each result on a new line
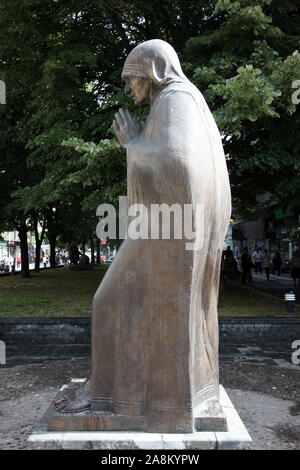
top-left (47, 383), bottom-right (227, 433)
top-left (27, 384), bottom-right (252, 450)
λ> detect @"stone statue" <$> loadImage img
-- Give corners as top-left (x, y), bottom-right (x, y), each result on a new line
top-left (51, 39), bottom-right (231, 433)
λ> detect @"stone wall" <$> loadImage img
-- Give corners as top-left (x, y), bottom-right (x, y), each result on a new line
top-left (0, 317), bottom-right (299, 346)
top-left (219, 317), bottom-right (300, 344)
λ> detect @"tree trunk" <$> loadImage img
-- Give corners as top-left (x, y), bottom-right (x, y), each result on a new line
top-left (18, 221), bottom-right (30, 278)
top-left (35, 239), bottom-right (41, 272)
top-left (82, 242), bottom-right (86, 255)
top-left (96, 238), bottom-right (101, 264)
top-left (45, 206), bottom-right (60, 269)
top-left (90, 237), bottom-right (95, 265)
top-left (49, 235), bottom-right (57, 268)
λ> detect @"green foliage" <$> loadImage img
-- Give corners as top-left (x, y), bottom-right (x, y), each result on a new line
top-left (184, 0), bottom-right (300, 217)
top-left (0, 0), bottom-right (299, 242)
top-left (60, 138), bottom-right (127, 210)
top-left (210, 64), bottom-right (281, 133)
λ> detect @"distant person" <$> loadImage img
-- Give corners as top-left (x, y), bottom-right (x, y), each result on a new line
top-left (262, 249), bottom-right (271, 280)
top-left (8, 254), bottom-right (14, 272)
top-left (9, 255), bottom-right (15, 273)
top-left (224, 246), bottom-right (233, 259)
top-left (272, 251), bottom-right (282, 276)
top-left (290, 250), bottom-right (300, 288)
top-left (241, 247), bottom-right (253, 283)
top-left (2, 256), bottom-right (9, 272)
top-left (43, 255), bottom-right (47, 269)
top-left (224, 248), bottom-right (238, 280)
top-left (0, 260), bottom-right (4, 272)
top-left (252, 247), bottom-right (262, 274)
top-left (220, 250), bottom-right (226, 282)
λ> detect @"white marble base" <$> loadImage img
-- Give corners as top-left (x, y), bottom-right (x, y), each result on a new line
top-left (27, 385), bottom-right (252, 450)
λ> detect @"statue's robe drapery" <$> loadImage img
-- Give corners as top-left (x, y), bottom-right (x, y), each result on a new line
top-left (90, 79), bottom-right (231, 433)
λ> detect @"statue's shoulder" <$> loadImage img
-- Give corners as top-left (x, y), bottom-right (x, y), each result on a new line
top-left (158, 82), bottom-right (201, 105)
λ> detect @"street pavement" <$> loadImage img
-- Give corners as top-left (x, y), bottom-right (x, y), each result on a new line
top-left (0, 262), bottom-right (68, 277)
top-left (0, 262), bottom-right (55, 275)
top-left (251, 271), bottom-right (300, 304)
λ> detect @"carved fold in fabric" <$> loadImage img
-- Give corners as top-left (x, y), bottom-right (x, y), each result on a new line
top-left (122, 64), bottom-right (147, 78)
top-left (121, 40), bottom-right (186, 87)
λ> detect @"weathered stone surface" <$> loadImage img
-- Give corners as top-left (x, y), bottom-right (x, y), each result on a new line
top-left (90, 39), bottom-right (230, 432)
top-left (28, 386), bottom-right (252, 449)
top-left (50, 39), bottom-right (231, 432)
top-left (48, 384), bottom-right (228, 433)
top-left (48, 409), bottom-right (146, 432)
top-left (194, 398), bottom-right (228, 432)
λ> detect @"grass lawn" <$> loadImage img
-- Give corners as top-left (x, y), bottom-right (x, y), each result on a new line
top-left (0, 265), bottom-right (108, 318)
top-left (0, 266), bottom-right (298, 318)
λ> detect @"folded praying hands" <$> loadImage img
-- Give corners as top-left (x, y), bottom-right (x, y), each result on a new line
top-left (113, 108), bottom-right (142, 148)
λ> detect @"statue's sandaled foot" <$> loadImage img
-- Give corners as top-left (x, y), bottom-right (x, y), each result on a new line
top-left (54, 379), bottom-right (91, 413)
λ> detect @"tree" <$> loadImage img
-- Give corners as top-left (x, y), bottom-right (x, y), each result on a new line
top-left (183, 0), bottom-right (300, 218)
top-left (1, 0), bottom-right (299, 256)
top-left (30, 212), bottom-right (46, 272)
top-left (2, 1), bottom-right (215, 256)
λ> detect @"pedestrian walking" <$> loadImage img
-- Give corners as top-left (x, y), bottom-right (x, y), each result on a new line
top-left (8, 254), bottom-right (14, 272)
top-left (43, 255), bottom-right (47, 269)
top-left (262, 249), bottom-right (271, 280)
top-left (241, 247), bottom-right (253, 284)
top-left (290, 250), bottom-right (300, 288)
top-left (253, 247), bottom-right (263, 274)
top-left (272, 251), bottom-right (282, 276)
top-left (224, 248), bottom-right (238, 280)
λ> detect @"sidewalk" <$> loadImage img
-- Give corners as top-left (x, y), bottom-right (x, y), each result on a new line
top-left (0, 263), bottom-right (38, 274)
top-left (251, 272), bottom-right (300, 304)
top-left (0, 263), bottom-right (64, 276)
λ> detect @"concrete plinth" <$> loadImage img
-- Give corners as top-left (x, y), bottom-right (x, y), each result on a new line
top-left (27, 384), bottom-right (252, 450)
top-left (47, 381), bottom-right (228, 433)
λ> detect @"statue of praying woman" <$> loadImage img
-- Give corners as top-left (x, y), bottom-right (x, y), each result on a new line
top-left (53, 39), bottom-right (231, 433)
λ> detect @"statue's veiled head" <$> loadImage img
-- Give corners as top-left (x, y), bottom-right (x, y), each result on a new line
top-left (121, 39), bottom-right (186, 106)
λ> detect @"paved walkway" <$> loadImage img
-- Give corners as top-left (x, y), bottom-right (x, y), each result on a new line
top-left (252, 273), bottom-right (300, 294)
top-left (220, 343), bottom-right (299, 370)
top-left (251, 272), bottom-right (300, 303)
top-left (3, 341), bottom-right (299, 370)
